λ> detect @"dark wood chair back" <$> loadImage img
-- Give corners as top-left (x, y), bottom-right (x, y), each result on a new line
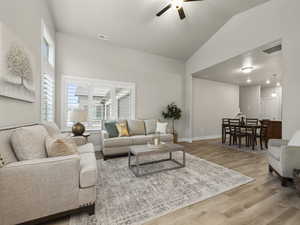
top-left (246, 118), bottom-right (259, 126)
top-left (229, 119), bottom-right (240, 133)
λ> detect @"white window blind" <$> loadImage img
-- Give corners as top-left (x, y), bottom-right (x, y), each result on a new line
top-left (41, 74), bottom-right (55, 121)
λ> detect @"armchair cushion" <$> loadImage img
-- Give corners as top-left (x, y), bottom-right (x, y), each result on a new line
top-left (78, 143), bottom-right (95, 154)
top-left (11, 125), bottom-right (48, 161)
top-left (41, 122), bottom-right (61, 137)
top-left (79, 153), bottom-right (97, 188)
top-left (46, 136), bottom-right (78, 157)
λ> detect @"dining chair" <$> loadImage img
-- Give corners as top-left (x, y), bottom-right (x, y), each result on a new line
top-left (222, 118), bottom-right (231, 144)
top-left (246, 118), bottom-right (259, 147)
top-left (229, 119), bottom-right (247, 147)
top-left (259, 120), bottom-right (270, 149)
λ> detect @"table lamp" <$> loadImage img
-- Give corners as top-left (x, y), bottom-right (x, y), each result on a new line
top-left (70, 109), bottom-right (88, 136)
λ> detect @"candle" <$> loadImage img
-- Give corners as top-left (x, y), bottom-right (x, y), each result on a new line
top-left (154, 138), bottom-right (159, 146)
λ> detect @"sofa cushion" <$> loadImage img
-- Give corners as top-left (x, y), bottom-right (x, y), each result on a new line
top-left (104, 121), bottom-right (119, 138)
top-left (78, 143), bottom-right (95, 154)
top-left (11, 125), bottom-right (48, 161)
top-left (105, 137), bottom-right (133, 147)
top-left (116, 121), bottom-right (129, 137)
top-left (41, 122), bottom-right (60, 137)
top-left (144, 119), bottom-right (157, 135)
top-left (80, 153), bottom-right (97, 188)
top-left (131, 135), bottom-right (154, 145)
top-left (156, 122), bottom-right (168, 134)
top-left (46, 136), bottom-right (78, 157)
top-left (160, 133), bottom-right (174, 143)
top-left (128, 120), bottom-right (146, 136)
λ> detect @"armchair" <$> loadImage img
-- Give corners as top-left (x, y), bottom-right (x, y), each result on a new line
top-left (0, 123), bottom-right (97, 225)
top-left (268, 130), bottom-right (300, 186)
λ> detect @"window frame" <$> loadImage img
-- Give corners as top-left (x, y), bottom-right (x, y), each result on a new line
top-left (40, 20), bottom-right (55, 122)
top-left (61, 75), bottom-right (136, 131)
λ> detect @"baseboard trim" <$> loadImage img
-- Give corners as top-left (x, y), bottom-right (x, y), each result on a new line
top-left (178, 135), bottom-right (221, 143)
top-left (192, 135), bottom-right (221, 141)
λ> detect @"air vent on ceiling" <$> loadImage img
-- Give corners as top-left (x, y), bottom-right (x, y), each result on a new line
top-left (263, 44), bottom-right (282, 54)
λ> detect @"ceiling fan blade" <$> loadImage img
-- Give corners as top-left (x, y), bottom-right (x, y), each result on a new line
top-left (178, 7), bottom-right (186, 20)
top-left (156, 4), bottom-right (172, 17)
top-left (184, 0), bottom-right (204, 2)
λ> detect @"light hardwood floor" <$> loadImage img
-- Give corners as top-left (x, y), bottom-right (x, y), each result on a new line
top-left (47, 139), bottom-right (300, 225)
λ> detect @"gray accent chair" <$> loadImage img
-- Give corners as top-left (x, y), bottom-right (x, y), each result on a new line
top-left (101, 120), bottom-right (174, 159)
top-left (0, 123), bottom-right (97, 225)
top-left (268, 130), bottom-right (300, 186)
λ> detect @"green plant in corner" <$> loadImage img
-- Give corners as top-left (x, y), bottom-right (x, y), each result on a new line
top-left (162, 103), bottom-right (182, 135)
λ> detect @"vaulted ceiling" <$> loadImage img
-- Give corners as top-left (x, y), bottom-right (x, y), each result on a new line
top-left (48, 0), bottom-right (270, 61)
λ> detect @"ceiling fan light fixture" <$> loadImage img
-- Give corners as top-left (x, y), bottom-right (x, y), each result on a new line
top-left (246, 78), bottom-right (252, 83)
top-left (172, 0), bottom-right (183, 9)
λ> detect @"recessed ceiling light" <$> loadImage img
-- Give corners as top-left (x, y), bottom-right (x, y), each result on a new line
top-left (271, 92), bottom-right (277, 98)
top-left (276, 82), bottom-right (281, 87)
top-left (97, 34), bottom-right (109, 41)
top-left (246, 78), bottom-right (252, 83)
top-left (266, 80), bottom-right (270, 84)
top-left (241, 66), bottom-right (254, 74)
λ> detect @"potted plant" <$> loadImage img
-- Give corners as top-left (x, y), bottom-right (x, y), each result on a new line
top-left (162, 103), bottom-right (182, 142)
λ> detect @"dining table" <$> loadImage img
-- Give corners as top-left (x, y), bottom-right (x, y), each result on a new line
top-left (229, 123), bottom-right (266, 150)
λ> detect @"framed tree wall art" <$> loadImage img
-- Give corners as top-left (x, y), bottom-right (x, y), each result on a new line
top-left (0, 22), bottom-right (36, 102)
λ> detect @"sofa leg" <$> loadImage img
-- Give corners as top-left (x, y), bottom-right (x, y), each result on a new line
top-left (87, 204), bottom-right (95, 216)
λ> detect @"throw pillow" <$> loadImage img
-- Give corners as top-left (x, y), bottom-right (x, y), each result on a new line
top-left (116, 122), bottom-right (130, 137)
top-left (144, 119), bottom-right (157, 135)
top-left (127, 120), bottom-right (146, 136)
top-left (11, 125), bottom-right (48, 161)
top-left (46, 136), bottom-right (78, 157)
top-left (104, 121), bottom-right (119, 138)
top-left (156, 122), bottom-right (168, 134)
top-left (41, 122), bottom-right (61, 137)
top-left (0, 153), bottom-right (5, 168)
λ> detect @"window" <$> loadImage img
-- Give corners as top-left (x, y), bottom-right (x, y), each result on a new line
top-left (62, 76), bottom-right (135, 130)
top-left (41, 21), bottom-right (55, 122)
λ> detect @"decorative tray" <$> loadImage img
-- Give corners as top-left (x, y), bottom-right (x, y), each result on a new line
top-left (147, 142), bottom-right (166, 149)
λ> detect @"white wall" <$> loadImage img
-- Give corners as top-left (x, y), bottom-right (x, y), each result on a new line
top-left (239, 85), bottom-right (261, 118)
top-left (261, 86), bottom-right (282, 120)
top-left (56, 33), bottom-right (186, 137)
top-left (192, 78), bottom-right (239, 140)
top-left (186, 0), bottom-right (300, 139)
top-left (0, 0), bottom-right (55, 128)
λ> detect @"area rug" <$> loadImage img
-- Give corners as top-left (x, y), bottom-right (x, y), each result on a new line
top-left (70, 152), bottom-right (254, 225)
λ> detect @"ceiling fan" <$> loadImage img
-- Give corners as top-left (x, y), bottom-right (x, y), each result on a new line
top-left (156, 0), bottom-right (204, 20)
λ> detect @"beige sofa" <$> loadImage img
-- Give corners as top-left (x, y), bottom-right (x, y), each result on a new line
top-left (0, 123), bottom-right (97, 225)
top-left (101, 120), bottom-right (174, 159)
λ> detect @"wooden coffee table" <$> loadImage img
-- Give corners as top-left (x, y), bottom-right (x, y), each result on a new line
top-left (128, 143), bottom-right (185, 177)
